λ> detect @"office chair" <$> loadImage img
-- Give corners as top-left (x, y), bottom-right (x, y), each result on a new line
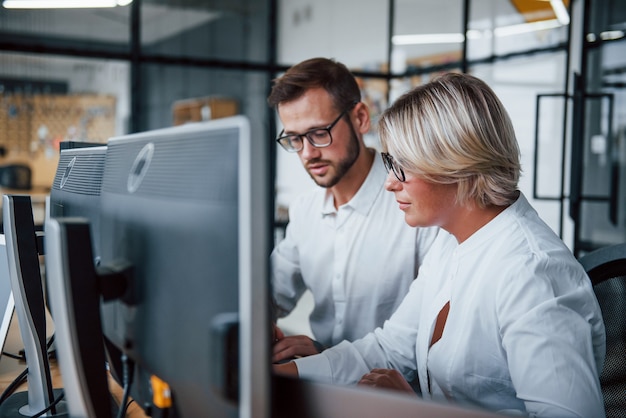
top-left (579, 243), bottom-right (626, 418)
top-left (0, 164), bottom-right (32, 190)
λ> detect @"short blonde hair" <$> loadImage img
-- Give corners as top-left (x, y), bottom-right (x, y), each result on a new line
top-left (379, 72), bottom-right (521, 208)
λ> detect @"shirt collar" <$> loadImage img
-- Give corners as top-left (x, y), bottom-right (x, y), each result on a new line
top-left (321, 150), bottom-right (386, 216)
top-left (457, 191), bottom-right (529, 253)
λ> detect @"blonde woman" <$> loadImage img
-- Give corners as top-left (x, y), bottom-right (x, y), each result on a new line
top-left (275, 73), bottom-right (606, 417)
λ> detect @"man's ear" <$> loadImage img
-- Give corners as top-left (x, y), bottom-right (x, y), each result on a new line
top-left (353, 102), bottom-right (371, 134)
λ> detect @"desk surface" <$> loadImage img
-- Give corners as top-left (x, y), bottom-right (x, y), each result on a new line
top-left (0, 357), bottom-right (148, 418)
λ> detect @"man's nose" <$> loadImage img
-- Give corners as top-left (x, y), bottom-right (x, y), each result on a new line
top-left (300, 137), bottom-right (321, 159)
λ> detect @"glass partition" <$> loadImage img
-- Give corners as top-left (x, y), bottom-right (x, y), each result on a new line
top-left (139, 63), bottom-right (270, 132)
top-left (141, 0), bottom-right (272, 63)
top-left (393, 0), bottom-right (464, 79)
top-left (468, 0), bottom-right (569, 62)
top-left (276, 1), bottom-right (388, 70)
top-left (0, 5), bottom-right (131, 53)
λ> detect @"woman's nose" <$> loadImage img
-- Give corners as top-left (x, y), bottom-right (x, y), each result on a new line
top-left (384, 170), bottom-right (400, 191)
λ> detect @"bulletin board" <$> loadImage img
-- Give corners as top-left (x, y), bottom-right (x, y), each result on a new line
top-left (0, 93), bottom-right (116, 152)
top-left (0, 93), bottom-right (116, 188)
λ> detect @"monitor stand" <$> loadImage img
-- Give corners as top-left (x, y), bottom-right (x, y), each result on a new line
top-left (45, 217), bottom-right (118, 418)
top-left (0, 390), bottom-right (66, 418)
top-left (1, 195), bottom-right (67, 417)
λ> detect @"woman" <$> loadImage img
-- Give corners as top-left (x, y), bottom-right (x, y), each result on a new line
top-left (275, 72), bottom-right (606, 417)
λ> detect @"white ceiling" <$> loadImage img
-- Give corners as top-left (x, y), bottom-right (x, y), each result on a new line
top-left (0, 2), bottom-right (220, 44)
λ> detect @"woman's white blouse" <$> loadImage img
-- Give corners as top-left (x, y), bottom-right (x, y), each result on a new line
top-left (295, 193), bottom-right (606, 417)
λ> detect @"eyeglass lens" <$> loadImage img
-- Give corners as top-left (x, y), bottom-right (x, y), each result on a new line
top-left (277, 107), bottom-right (349, 152)
top-left (381, 152), bottom-right (405, 182)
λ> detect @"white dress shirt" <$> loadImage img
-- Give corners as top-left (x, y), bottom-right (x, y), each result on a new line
top-left (271, 152), bottom-right (439, 347)
top-left (295, 193), bottom-right (606, 417)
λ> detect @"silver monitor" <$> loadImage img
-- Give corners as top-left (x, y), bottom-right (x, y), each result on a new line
top-left (46, 116), bottom-right (271, 418)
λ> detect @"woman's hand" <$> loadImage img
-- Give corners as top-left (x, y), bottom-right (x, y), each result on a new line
top-left (358, 368), bottom-right (415, 394)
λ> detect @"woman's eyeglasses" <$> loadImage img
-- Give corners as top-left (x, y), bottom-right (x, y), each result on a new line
top-left (381, 152), bottom-right (406, 182)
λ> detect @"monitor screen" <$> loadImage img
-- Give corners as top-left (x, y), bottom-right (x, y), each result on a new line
top-left (83, 116), bottom-right (268, 418)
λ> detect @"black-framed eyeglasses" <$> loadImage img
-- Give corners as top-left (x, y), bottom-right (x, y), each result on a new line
top-left (381, 152), bottom-right (406, 182)
top-left (276, 103), bottom-right (356, 153)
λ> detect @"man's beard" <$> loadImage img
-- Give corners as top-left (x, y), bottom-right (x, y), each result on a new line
top-left (307, 123), bottom-right (361, 188)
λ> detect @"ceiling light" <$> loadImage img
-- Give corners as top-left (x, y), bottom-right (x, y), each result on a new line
top-left (392, 19), bottom-right (564, 45)
top-left (493, 19), bottom-right (562, 37)
top-left (392, 33), bottom-right (465, 45)
top-left (2, 0), bottom-right (132, 8)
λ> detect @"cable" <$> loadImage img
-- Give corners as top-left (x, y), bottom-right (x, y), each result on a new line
top-left (116, 354), bottom-right (133, 418)
top-left (30, 391), bottom-right (65, 418)
top-left (1, 335), bottom-right (55, 362)
top-left (0, 367), bottom-right (28, 406)
top-left (0, 334), bottom-right (58, 407)
top-left (46, 335), bottom-right (55, 349)
top-left (1, 351), bottom-right (26, 361)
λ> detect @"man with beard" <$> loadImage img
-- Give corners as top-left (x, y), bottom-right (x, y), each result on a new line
top-left (268, 58), bottom-right (438, 365)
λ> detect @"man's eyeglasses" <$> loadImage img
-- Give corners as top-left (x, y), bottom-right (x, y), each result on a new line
top-left (276, 104), bottom-right (356, 153)
top-left (381, 152), bottom-right (406, 182)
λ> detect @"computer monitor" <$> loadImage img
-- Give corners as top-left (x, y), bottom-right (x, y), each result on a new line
top-left (45, 116), bottom-right (271, 418)
top-left (0, 234), bottom-right (15, 357)
top-left (48, 144), bottom-right (107, 263)
top-left (38, 144), bottom-right (109, 417)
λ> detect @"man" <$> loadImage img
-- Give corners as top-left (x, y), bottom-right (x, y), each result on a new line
top-left (268, 57), bottom-right (438, 363)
